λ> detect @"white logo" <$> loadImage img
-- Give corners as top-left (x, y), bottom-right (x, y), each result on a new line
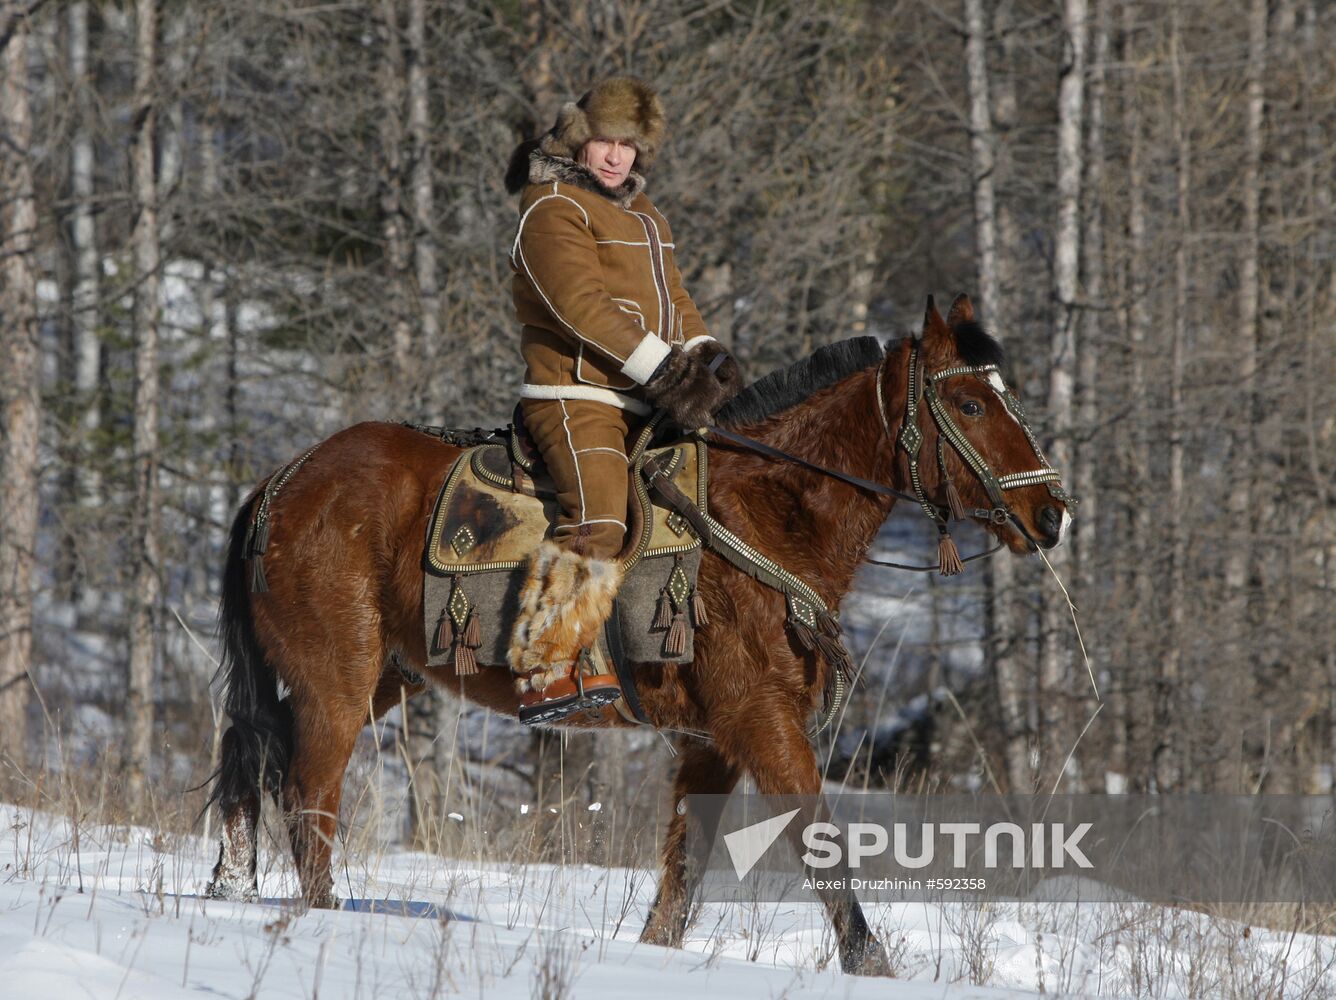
top-left (723, 807), bottom-right (801, 880)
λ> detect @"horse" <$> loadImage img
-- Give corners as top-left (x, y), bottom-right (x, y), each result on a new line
top-left (203, 293), bottom-right (1070, 975)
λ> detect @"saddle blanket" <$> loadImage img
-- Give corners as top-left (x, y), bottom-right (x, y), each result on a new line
top-left (421, 433), bottom-right (708, 673)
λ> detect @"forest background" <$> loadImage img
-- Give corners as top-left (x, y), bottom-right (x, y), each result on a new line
top-left (0, 0), bottom-right (1332, 853)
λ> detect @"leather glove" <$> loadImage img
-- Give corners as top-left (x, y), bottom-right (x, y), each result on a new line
top-left (686, 342), bottom-right (745, 404)
top-left (643, 342), bottom-right (744, 429)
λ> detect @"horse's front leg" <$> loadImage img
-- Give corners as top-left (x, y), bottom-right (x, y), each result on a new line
top-left (640, 741), bottom-right (739, 948)
top-left (722, 705), bottom-right (892, 977)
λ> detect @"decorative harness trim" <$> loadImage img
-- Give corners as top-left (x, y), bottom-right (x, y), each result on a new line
top-left (886, 344), bottom-right (1075, 571)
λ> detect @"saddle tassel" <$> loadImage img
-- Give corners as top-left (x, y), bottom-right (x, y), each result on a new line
top-left (690, 589), bottom-right (709, 628)
top-left (450, 611), bottom-right (482, 676)
top-left (652, 588), bottom-right (674, 631)
top-left (434, 609), bottom-right (454, 654)
top-left (664, 611), bottom-right (689, 657)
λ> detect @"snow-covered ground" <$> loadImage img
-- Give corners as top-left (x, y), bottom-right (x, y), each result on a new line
top-left (3, 801), bottom-right (1334, 998)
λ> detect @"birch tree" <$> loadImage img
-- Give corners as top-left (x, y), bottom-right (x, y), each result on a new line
top-left (0, 0), bottom-right (38, 763)
top-left (1041, 0), bottom-right (1087, 789)
top-left (1223, 0), bottom-right (1266, 611)
top-left (126, 0), bottom-right (161, 808)
top-left (964, 0), bottom-right (1028, 791)
top-left (68, 0), bottom-right (101, 578)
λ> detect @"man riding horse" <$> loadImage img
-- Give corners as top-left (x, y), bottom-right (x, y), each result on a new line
top-left (504, 77), bottom-right (743, 726)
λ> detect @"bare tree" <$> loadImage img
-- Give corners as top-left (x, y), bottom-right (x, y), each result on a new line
top-left (964, 0), bottom-right (1027, 790)
top-left (1041, 0), bottom-right (1087, 789)
top-left (0, 0), bottom-right (39, 764)
top-left (125, 0), bottom-right (161, 808)
top-left (68, 0), bottom-right (101, 574)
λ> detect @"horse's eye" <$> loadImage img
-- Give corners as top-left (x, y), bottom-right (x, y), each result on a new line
top-left (961, 400), bottom-right (984, 417)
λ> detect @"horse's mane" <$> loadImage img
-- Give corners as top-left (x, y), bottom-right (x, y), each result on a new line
top-left (716, 336), bottom-right (886, 428)
top-left (953, 321), bottom-right (1006, 369)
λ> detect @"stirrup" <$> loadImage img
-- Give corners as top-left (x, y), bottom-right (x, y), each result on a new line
top-left (518, 653), bottom-right (622, 727)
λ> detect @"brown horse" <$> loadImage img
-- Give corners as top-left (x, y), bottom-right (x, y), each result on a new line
top-left (203, 294), bottom-right (1069, 975)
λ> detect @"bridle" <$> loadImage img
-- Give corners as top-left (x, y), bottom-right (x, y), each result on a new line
top-left (877, 343), bottom-right (1075, 569)
top-left (704, 341), bottom-right (1076, 575)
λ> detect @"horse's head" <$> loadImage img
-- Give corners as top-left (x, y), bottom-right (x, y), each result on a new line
top-left (889, 293), bottom-right (1073, 553)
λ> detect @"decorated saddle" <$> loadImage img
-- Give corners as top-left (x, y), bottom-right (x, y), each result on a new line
top-left (419, 419), bottom-right (709, 676)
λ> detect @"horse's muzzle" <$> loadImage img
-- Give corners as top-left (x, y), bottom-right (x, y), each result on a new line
top-left (1038, 505), bottom-right (1066, 548)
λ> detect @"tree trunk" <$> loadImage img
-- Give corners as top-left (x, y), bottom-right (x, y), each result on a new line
top-left (965, 0), bottom-right (1026, 790)
top-left (126, 0), bottom-right (161, 811)
top-left (1041, 0), bottom-right (1087, 790)
top-left (1117, 0), bottom-right (1152, 789)
top-left (403, 0), bottom-right (454, 844)
top-left (408, 0), bottom-right (441, 377)
top-left (377, 0), bottom-right (413, 392)
top-left (0, 1), bottom-right (39, 764)
top-left (964, 0), bottom-right (999, 326)
top-left (1075, 0), bottom-right (1107, 581)
top-left (1212, 0), bottom-right (1266, 792)
top-left (69, 0), bottom-right (102, 612)
top-left (1223, 0), bottom-right (1266, 610)
top-left (1158, 0), bottom-right (1193, 792)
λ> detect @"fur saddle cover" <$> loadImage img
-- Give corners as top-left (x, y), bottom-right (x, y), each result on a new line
top-left (421, 423), bottom-right (708, 674)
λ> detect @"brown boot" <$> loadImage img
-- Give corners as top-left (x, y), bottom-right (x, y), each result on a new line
top-left (509, 542), bottom-right (624, 726)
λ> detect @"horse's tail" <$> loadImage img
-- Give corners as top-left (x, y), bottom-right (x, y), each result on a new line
top-left (206, 487), bottom-right (294, 815)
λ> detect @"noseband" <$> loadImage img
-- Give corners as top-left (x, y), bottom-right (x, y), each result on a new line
top-left (876, 343), bottom-right (1076, 571)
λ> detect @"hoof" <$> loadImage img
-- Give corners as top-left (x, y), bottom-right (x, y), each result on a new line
top-left (204, 875), bottom-right (259, 902)
top-left (841, 935), bottom-right (894, 977)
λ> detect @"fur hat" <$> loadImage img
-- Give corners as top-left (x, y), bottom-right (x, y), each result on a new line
top-left (539, 77), bottom-right (666, 169)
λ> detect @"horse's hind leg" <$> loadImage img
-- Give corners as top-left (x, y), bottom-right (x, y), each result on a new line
top-left (726, 710), bottom-right (891, 977)
top-left (640, 742), bottom-right (738, 948)
top-left (206, 730), bottom-right (263, 901)
top-left (282, 691), bottom-right (372, 908)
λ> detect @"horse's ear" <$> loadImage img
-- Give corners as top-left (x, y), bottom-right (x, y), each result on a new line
top-left (919, 294), bottom-right (952, 363)
top-left (921, 295), bottom-right (949, 338)
top-left (947, 293), bottom-right (974, 328)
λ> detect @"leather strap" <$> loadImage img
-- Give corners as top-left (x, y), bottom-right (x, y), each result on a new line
top-left (603, 599), bottom-right (648, 725)
top-left (702, 425), bottom-right (935, 511)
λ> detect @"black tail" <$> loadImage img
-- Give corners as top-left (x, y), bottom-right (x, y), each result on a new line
top-left (205, 490), bottom-right (294, 816)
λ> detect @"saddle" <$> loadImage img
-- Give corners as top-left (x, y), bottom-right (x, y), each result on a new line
top-left (419, 416), bottom-right (709, 682)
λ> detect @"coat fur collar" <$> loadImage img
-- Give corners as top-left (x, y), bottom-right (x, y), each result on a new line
top-left (527, 150), bottom-right (646, 209)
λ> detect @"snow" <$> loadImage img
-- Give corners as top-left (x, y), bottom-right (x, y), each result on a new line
top-left (3, 802), bottom-right (1335, 998)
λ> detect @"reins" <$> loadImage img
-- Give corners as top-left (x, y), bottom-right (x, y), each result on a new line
top-left (702, 341), bottom-right (1073, 576)
top-left (701, 425), bottom-right (930, 509)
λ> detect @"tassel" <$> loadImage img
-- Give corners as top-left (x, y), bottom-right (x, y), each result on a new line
top-left (664, 611), bottom-right (689, 657)
top-left (462, 613), bottom-right (481, 649)
top-left (453, 640), bottom-right (478, 676)
top-left (652, 589), bottom-right (674, 631)
top-left (434, 609), bottom-right (454, 653)
top-left (247, 518), bottom-right (271, 594)
top-left (250, 556), bottom-right (269, 594)
top-left (788, 617), bottom-right (818, 652)
top-left (690, 590), bottom-right (710, 628)
top-left (938, 531), bottom-right (964, 577)
top-left (817, 611), bottom-right (841, 638)
top-left (944, 476), bottom-right (968, 523)
top-left (815, 634), bottom-right (856, 683)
